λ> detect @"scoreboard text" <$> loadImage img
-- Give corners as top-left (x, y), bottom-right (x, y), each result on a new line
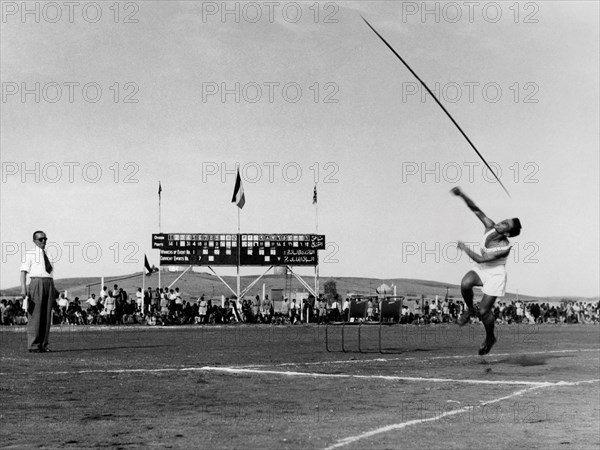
top-left (152, 233), bottom-right (325, 266)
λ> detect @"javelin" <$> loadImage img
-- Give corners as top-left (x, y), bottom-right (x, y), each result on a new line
top-left (361, 16), bottom-right (511, 198)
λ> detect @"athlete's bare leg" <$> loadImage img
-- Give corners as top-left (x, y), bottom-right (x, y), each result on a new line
top-left (457, 271), bottom-right (481, 325)
top-left (477, 294), bottom-right (497, 354)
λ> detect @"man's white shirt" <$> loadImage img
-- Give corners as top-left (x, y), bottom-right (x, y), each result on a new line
top-left (20, 246), bottom-right (54, 278)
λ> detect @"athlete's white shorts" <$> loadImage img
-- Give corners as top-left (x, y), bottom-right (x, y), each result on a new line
top-left (471, 263), bottom-right (508, 297)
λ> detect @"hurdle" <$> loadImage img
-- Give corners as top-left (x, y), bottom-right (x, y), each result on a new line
top-left (325, 297), bottom-right (369, 352)
top-left (358, 296), bottom-right (404, 353)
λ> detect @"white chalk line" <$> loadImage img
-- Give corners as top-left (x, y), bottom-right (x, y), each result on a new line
top-left (2, 363), bottom-right (598, 389)
top-left (322, 384), bottom-right (549, 450)
top-left (197, 366), bottom-right (599, 387)
top-left (237, 348), bottom-right (600, 369)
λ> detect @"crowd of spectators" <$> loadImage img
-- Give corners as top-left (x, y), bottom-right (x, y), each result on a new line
top-left (401, 298), bottom-right (600, 325)
top-left (1, 287), bottom-right (599, 327)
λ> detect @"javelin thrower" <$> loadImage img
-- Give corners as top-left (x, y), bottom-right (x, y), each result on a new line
top-left (451, 187), bottom-right (522, 355)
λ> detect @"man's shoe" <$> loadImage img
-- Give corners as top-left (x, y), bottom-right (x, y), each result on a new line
top-left (28, 348), bottom-right (42, 353)
top-left (40, 348), bottom-right (52, 352)
top-left (478, 335), bottom-right (497, 356)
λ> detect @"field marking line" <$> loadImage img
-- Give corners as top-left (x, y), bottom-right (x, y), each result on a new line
top-left (2, 361), bottom-right (599, 389)
top-left (196, 367), bottom-right (600, 387)
top-left (237, 348), bottom-right (600, 369)
top-left (322, 384), bottom-right (549, 450)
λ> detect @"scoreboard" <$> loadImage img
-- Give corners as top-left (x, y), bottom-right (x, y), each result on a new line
top-left (152, 233), bottom-right (325, 266)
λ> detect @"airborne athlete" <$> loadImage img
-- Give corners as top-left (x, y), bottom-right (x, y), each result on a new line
top-left (451, 187), bottom-right (522, 355)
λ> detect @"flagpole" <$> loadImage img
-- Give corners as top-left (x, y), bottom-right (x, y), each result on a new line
top-left (232, 169), bottom-right (244, 304)
top-left (237, 207), bottom-right (241, 302)
top-left (158, 181), bottom-right (162, 289)
top-left (142, 260), bottom-right (145, 314)
top-left (314, 183), bottom-right (319, 299)
top-left (315, 183), bottom-right (318, 234)
top-left (158, 181), bottom-right (162, 232)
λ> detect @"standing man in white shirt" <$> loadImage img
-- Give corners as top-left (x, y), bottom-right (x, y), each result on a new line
top-left (20, 230), bottom-right (58, 353)
top-left (136, 288), bottom-right (144, 313)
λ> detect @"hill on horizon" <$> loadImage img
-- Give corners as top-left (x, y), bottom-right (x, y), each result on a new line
top-left (3, 270), bottom-right (596, 304)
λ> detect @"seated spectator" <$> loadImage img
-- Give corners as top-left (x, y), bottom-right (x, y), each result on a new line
top-left (0, 299), bottom-right (7, 324)
top-left (280, 298), bottom-right (290, 323)
top-left (3, 300), bottom-right (15, 325)
top-left (14, 300), bottom-right (27, 325)
top-left (85, 293), bottom-right (98, 308)
top-left (56, 293), bottom-right (70, 324)
top-left (67, 297), bottom-right (87, 325)
top-left (183, 301), bottom-right (194, 324)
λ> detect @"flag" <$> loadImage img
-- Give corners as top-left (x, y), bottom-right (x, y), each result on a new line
top-left (313, 184), bottom-right (317, 205)
top-left (231, 170), bottom-right (245, 209)
top-left (144, 254), bottom-right (153, 276)
top-left (158, 181), bottom-right (162, 200)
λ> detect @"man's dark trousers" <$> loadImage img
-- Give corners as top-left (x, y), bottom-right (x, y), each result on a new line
top-left (27, 278), bottom-right (56, 351)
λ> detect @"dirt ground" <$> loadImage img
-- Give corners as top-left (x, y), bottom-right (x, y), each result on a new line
top-left (1, 323), bottom-right (599, 449)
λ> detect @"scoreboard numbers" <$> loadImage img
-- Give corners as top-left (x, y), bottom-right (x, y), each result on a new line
top-left (152, 233), bottom-right (326, 266)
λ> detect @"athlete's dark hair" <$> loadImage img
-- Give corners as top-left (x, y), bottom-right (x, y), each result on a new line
top-left (508, 218), bottom-right (522, 237)
top-left (32, 230), bottom-right (45, 240)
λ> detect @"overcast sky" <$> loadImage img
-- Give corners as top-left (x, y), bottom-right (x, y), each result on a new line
top-left (1, 1), bottom-right (598, 297)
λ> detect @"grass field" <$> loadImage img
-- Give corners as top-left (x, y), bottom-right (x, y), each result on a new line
top-left (1, 323), bottom-right (599, 449)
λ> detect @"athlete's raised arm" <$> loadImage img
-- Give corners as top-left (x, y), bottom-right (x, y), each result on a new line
top-left (450, 187), bottom-right (494, 230)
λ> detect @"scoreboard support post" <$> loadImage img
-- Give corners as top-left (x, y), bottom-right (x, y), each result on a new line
top-left (207, 266), bottom-right (238, 298)
top-left (240, 265), bottom-right (273, 298)
top-left (315, 265), bottom-right (319, 302)
top-left (168, 265), bottom-right (192, 289)
top-left (286, 265), bottom-right (318, 298)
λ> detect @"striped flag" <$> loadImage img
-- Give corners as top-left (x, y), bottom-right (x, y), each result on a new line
top-left (313, 184), bottom-right (317, 205)
top-left (144, 255), bottom-right (153, 276)
top-left (231, 170), bottom-right (245, 209)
